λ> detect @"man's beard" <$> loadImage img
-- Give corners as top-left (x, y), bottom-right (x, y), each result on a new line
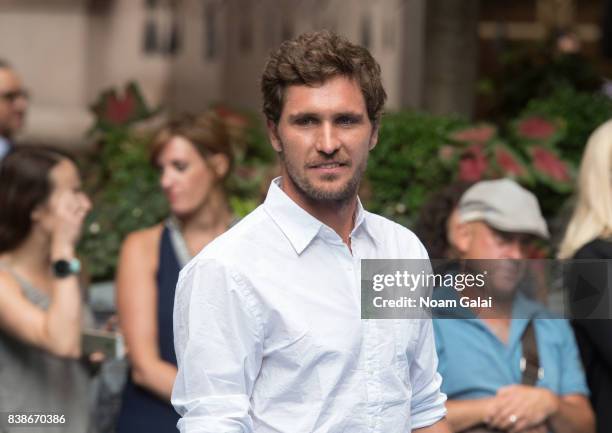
top-left (278, 148), bottom-right (366, 205)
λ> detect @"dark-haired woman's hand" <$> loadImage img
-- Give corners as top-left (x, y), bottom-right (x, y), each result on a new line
top-left (49, 190), bottom-right (91, 259)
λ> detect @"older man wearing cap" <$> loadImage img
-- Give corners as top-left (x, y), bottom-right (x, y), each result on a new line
top-left (432, 179), bottom-right (594, 433)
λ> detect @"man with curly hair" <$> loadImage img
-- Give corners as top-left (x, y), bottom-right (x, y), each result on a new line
top-left (172, 31), bottom-right (450, 433)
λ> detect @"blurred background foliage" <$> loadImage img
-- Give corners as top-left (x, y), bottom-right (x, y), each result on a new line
top-left (79, 83), bottom-right (276, 280)
top-left (364, 112), bottom-right (467, 227)
top-left (80, 49), bottom-right (612, 280)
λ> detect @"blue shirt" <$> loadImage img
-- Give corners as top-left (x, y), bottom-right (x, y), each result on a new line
top-left (433, 289), bottom-right (589, 400)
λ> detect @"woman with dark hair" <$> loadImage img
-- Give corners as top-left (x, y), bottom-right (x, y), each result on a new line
top-left (414, 182), bottom-right (473, 259)
top-left (0, 147), bottom-right (92, 432)
top-left (115, 111), bottom-right (235, 433)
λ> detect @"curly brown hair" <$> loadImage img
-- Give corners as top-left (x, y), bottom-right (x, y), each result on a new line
top-left (260, 30), bottom-right (387, 125)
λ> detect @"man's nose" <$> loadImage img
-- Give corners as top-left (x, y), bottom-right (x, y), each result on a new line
top-left (315, 122), bottom-right (341, 155)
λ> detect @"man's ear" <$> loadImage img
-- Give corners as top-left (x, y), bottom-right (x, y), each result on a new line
top-left (208, 153), bottom-right (230, 179)
top-left (454, 222), bottom-right (472, 255)
top-left (368, 123), bottom-right (379, 151)
top-left (266, 119), bottom-right (282, 153)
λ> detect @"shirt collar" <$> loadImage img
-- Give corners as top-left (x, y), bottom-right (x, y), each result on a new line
top-left (263, 177), bottom-right (370, 255)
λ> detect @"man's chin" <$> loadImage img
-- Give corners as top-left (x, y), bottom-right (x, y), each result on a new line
top-left (302, 180), bottom-right (355, 202)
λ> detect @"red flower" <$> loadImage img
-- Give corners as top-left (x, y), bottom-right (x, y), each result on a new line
top-left (458, 144), bottom-right (488, 181)
top-left (104, 92), bottom-right (136, 126)
top-left (531, 147), bottom-right (571, 182)
top-left (215, 106), bottom-right (248, 128)
top-left (90, 82), bottom-right (152, 128)
top-left (517, 116), bottom-right (556, 140)
top-left (450, 125), bottom-right (496, 144)
top-left (495, 147), bottom-right (527, 177)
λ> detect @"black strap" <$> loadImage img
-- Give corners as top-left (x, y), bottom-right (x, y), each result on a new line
top-left (520, 320), bottom-right (541, 386)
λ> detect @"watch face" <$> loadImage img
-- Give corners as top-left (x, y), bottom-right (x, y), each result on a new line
top-left (53, 259), bottom-right (80, 278)
top-left (53, 260), bottom-right (71, 277)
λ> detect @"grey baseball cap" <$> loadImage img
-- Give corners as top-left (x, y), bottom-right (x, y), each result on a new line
top-left (458, 178), bottom-right (549, 239)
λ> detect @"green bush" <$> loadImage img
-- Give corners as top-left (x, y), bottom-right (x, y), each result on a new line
top-left (521, 86), bottom-right (612, 163)
top-left (365, 111), bottom-right (466, 227)
top-left (79, 129), bottom-right (169, 280)
top-left (80, 83), bottom-right (612, 279)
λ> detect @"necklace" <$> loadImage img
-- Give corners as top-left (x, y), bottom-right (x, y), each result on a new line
top-left (166, 217), bottom-right (192, 268)
top-left (166, 215), bottom-right (240, 268)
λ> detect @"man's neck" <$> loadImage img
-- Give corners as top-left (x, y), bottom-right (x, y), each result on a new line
top-left (280, 177), bottom-right (358, 247)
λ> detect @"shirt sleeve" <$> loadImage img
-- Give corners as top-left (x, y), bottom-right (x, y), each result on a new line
top-left (557, 319), bottom-right (590, 396)
top-left (432, 320), bottom-right (450, 395)
top-left (409, 318), bottom-right (448, 429)
top-left (172, 258), bottom-right (264, 433)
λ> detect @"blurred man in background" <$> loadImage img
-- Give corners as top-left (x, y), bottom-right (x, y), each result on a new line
top-left (433, 179), bottom-right (594, 433)
top-left (0, 59), bottom-right (28, 159)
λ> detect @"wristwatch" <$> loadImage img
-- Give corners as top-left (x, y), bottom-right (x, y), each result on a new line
top-left (52, 258), bottom-right (81, 278)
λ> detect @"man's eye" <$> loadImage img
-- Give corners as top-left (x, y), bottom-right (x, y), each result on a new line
top-left (336, 116), bottom-right (359, 126)
top-left (493, 232), bottom-right (514, 245)
top-left (295, 117), bottom-right (318, 126)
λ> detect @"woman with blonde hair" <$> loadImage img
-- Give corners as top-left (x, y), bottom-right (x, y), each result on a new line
top-left (559, 119), bottom-right (612, 259)
top-left (115, 111), bottom-right (235, 433)
top-left (559, 119), bottom-right (612, 433)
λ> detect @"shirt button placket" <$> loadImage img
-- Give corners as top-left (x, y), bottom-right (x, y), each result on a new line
top-left (364, 320), bottom-right (383, 431)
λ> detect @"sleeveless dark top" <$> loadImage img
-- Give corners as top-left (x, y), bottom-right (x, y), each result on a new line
top-left (116, 225), bottom-right (181, 432)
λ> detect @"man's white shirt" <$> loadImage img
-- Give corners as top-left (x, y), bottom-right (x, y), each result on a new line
top-left (172, 178), bottom-right (447, 432)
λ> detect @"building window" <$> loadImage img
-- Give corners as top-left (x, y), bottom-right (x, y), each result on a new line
top-left (143, 0), bottom-right (159, 54)
top-left (165, 0), bottom-right (181, 55)
top-left (142, 0), bottom-right (181, 56)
